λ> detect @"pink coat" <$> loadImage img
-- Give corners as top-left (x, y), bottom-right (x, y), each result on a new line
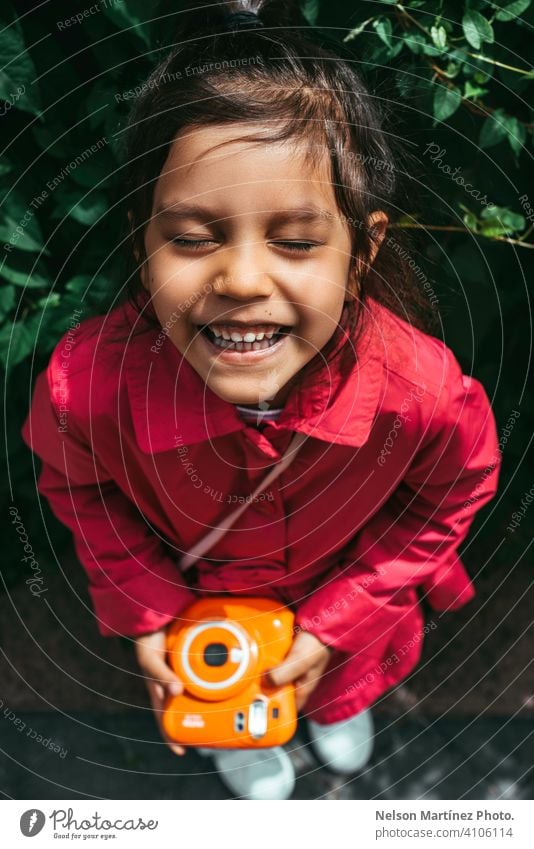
top-left (22, 296), bottom-right (501, 722)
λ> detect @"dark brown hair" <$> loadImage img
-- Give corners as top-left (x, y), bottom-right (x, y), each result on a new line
top-left (119, 0), bottom-right (438, 375)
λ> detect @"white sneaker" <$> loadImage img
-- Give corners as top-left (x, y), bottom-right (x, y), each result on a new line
top-left (308, 709), bottom-right (374, 775)
top-left (207, 746), bottom-right (295, 800)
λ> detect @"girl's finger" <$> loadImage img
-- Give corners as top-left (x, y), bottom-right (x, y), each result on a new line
top-left (145, 682), bottom-right (186, 756)
top-left (164, 739), bottom-right (186, 757)
top-left (137, 647), bottom-right (184, 695)
top-left (294, 669), bottom-right (322, 710)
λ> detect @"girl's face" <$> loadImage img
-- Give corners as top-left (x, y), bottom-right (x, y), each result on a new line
top-left (141, 124), bottom-right (386, 407)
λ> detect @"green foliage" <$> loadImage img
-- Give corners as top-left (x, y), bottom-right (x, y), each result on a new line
top-left (341, 0), bottom-right (533, 564)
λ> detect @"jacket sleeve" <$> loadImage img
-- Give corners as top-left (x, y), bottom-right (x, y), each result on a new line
top-left (22, 370), bottom-right (196, 638)
top-left (294, 362), bottom-right (501, 654)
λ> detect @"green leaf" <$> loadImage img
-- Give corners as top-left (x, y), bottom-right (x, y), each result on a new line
top-left (101, 2), bottom-right (151, 47)
top-left (0, 283), bottom-right (16, 316)
top-left (444, 62), bottom-right (462, 78)
top-left (464, 80), bottom-right (489, 99)
top-left (495, 0), bottom-right (531, 22)
top-left (302, 0), bottom-right (320, 25)
top-left (433, 85), bottom-right (462, 122)
top-left (479, 108), bottom-right (509, 148)
top-left (403, 32), bottom-right (426, 54)
top-left (462, 10), bottom-right (495, 49)
top-left (0, 250), bottom-right (50, 288)
top-left (479, 204), bottom-right (526, 236)
top-left (344, 17), bottom-right (374, 42)
top-left (430, 24), bottom-right (447, 50)
top-left (463, 211), bottom-right (479, 231)
top-left (0, 160), bottom-right (13, 177)
top-left (0, 319), bottom-right (35, 369)
top-left (0, 214), bottom-right (43, 253)
top-left (501, 114), bottom-right (527, 156)
top-left (373, 18), bottom-right (393, 49)
top-left (53, 191), bottom-right (108, 226)
top-left (0, 18), bottom-right (41, 115)
top-left (421, 41), bottom-right (442, 57)
top-left (0, 190), bottom-right (47, 254)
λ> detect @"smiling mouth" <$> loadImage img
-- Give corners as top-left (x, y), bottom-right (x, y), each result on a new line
top-left (196, 324), bottom-right (292, 352)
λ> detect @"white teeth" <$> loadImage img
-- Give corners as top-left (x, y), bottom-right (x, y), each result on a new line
top-left (206, 324), bottom-right (282, 343)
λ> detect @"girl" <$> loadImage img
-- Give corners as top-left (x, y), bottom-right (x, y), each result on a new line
top-left (22, 0), bottom-right (500, 800)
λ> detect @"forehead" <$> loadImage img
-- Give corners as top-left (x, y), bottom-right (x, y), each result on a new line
top-left (154, 123), bottom-right (336, 210)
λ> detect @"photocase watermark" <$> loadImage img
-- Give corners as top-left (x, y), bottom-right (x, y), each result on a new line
top-left (423, 143), bottom-right (492, 210)
top-left (506, 483), bottom-right (534, 533)
top-left (385, 235), bottom-right (439, 307)
top-left (1, 700), bottom-right (67, 758)
top-left (9, 506), bottom-right (47, 596)
top-left (3, 137), bottom-right (108, 254)
top-left (318, 210), bottom-right (438, 307)
top-left (238, 368), bottom-right (284, 424)
top-left (377, 384), bottom-right (426, 466)
top-left (115, 56), bottom-right (265, 102)
top-left (20, 809), bottom-right (46, 837)
top-left (174, 433), bottom-right (275, 504)
top-left (462, 408), bottom-right (519, 513)
top-left (50, 807), bottom-right (158, 834)
top-left (345, 619), bottom-right (438, 694)
top-left (116, 70), bottom-right (184, 104)
top-left (56, 0), bottom-right (124, 30)
top-left (518, 194), bottom-right (534, 225)
top-left (0, 84), bottom-right (26, 118)
top-left (56, 309), bottom-right (84, 432)
top-left (294, 566), bottom-right (388, 635)
top-left (185, 54), bottom-right (264, 79)
top-left (150, 282), bottom-right (221, 354)
top-left (311, 143), bottom-right (395, 178)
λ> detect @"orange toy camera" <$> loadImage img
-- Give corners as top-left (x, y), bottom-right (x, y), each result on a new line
top-left (162, 596), bottom-right (297, 748)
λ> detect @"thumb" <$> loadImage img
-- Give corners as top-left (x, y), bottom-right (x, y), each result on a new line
top-left (268, 640), bottom-right (313, 688)
top-left (136, 635), bottom-right (184, 696)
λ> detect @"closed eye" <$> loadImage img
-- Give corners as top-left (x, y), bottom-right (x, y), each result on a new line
top-left (171, 238), bottom-right (320, 253)
top-left (271, 241), bottom-right (319, 253)
top-left (172, 238), bottom-right (218, 250)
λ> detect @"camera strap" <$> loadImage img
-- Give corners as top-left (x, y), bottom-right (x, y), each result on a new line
top-left (179, 430), bottom-right (309, 572)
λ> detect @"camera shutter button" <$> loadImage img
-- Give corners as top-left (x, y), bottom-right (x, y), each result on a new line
top-left (248, 698), bottom-right (268, 739)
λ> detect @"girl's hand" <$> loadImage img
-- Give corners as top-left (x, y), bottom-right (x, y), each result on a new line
top-left (135, 627), bottom-right (187, 757)
top-left (268, 631), bottom-right (332, 711)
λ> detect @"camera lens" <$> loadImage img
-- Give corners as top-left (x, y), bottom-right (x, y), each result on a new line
top-left (203, 642), bottom-right (228, 667)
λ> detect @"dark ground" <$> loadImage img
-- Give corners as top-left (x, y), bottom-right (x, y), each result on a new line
top-left (1, 546), bottom-right (533, 800)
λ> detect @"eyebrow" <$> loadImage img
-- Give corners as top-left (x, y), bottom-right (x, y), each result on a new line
top-left (155, 203), bottom-right (335, 225)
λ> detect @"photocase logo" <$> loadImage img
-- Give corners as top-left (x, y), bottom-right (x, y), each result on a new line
top-left (20, 809), bottom-right (46, 837)
top-left (256, 369), bottom-right (281, 414)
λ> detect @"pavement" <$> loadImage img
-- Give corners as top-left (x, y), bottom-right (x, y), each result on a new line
top-left (1, 712), bottom-right (532, 800)
top-left (1, 546), bottom-right (533, 800)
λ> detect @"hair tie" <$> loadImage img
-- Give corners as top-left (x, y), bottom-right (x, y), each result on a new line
top-left (225, 10), bottom-right (265, 30)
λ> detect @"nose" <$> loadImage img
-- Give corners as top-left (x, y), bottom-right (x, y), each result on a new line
top-left (211, 242), bottom-right (275, 301)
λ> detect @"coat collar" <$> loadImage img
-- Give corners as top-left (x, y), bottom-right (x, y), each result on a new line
top-left (122, 296), bottom-right (385, 453)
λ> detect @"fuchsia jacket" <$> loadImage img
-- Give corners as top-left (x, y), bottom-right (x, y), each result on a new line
top-left (22, 296), bottom-right (500, 722)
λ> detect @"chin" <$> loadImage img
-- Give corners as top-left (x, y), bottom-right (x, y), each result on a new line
top-left (207, 381), bottom-right (274, 407)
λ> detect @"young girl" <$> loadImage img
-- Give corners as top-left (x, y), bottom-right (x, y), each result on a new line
top-left (22, 0), bottom-right (500, 800)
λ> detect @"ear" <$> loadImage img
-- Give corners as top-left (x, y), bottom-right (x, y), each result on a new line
top-left (345, 210), bottom-right (389, 302)
top-left (128, 210), bottom-right (149, 291)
